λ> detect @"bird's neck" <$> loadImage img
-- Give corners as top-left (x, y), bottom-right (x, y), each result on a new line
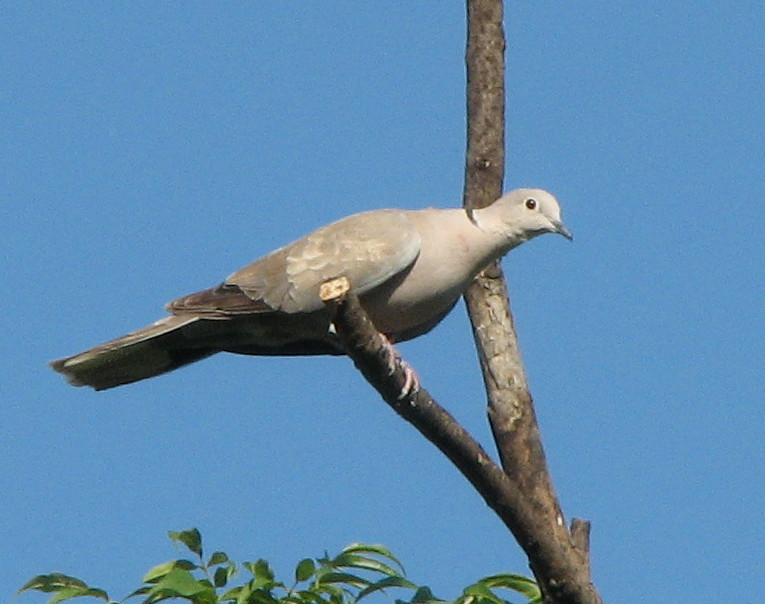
top-left (469, 205), bottom-right (527, 252)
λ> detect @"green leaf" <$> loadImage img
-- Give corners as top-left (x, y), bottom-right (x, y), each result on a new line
top-left (218, 585), bottom-right (244, 603)
top-left (214, 565), bottom-right (234, 588)
top-left (17, 577), bottom-right (112, 604)
top-left (330, 553), bottom-right (401, 578)
top-left (18, 573), bottom-right (90, 594)
top-left (245, 559), bottom-right (275, 581)
top-left (292, 589), bottom-right (331, 604)
top-left (45, 587), bottom-right (110, 604)
top-left (313, 582), bottom-right (345, 600)
top-left (143, 560), bottom-right (176, 584)
top-left (148, 568), bottom-right (213, 599)
top-left (356, 575), bottom-right (418, 601)
top-left (294, 559), bottom-right (316, 583)
top-left (21, 536), bottom-right (540, 604)
top-left (234, 584), bottom-right (254, 604)
top-left (411, 586), bottom-right (444, 603)
top-left (475, 574), bottom-right (540, 600)
top-left (254, 576), bottom-right (280, 592)
top-left (317, 571), bottom-right (370, 588)
top-left (340, 544), bottom-right (405, 574)
top-left (208, 551), bottom-right (230, 567)
top-left (142, 559), bottom-right (198, 583)
top-left (125, 585), bottom-right (150, 599)
top-left (237, 584), bottom-right (280, 604)
top-left (461, 583), bottom-right (507, 604)
top-left (168, 529), bottom-right (203, 557)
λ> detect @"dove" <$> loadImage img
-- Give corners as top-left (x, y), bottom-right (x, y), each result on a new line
top-left (50, 188), bottom-right (571, 390)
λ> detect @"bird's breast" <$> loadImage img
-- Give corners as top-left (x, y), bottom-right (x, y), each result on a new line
top-left (360, 242), bottom-right (479, 338)
top-left (357, 209), bottom-right (506, 340)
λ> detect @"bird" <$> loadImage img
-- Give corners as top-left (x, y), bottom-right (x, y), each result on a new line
top-left (50, 188), bottom-right (571, 390)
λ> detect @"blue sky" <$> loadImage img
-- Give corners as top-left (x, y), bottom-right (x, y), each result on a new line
top-left (2, 3), bottom-right (764, 603)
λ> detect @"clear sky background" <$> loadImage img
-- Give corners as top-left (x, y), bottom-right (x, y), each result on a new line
top-left (2, 3), bottom-right (764, 603)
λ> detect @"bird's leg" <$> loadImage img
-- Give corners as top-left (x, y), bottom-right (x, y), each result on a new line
top-left (381, 335), bottom-right (420, 400)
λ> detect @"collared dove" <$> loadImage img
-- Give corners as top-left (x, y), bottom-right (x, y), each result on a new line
top-left (50, 188), bottom-right (571, 390)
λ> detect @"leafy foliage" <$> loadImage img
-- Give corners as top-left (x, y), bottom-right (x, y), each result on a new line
top-left (19, 529), bottom-right (541, 604)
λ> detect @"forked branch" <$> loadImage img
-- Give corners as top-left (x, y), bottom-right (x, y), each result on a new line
top-left (462, 1), bottom-right (600, 602)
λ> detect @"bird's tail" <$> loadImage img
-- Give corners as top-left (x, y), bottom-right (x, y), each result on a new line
top-left (50, 315), bottom-right (218, 390)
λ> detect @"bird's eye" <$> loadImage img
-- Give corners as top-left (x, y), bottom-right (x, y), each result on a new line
top-left (525, 198), bottom-right (537, 210)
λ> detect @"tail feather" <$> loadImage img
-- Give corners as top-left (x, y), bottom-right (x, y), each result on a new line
top-left (50, 315), bottom-right (217, 390)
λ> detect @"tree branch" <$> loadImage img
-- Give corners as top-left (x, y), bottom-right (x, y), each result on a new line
top-left (462, 1), bottom-right (601, 603)
top-left (319, 3), bottom-right (602, 602)
top-left (320, 280), bottom-right (563, 554)
top-left (320, 278), bottom-right (600, 604)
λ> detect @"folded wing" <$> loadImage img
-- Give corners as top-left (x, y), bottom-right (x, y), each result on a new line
top-left (168, 210), bottom-right (422, 316)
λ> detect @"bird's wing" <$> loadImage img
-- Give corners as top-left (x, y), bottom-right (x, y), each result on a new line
top-left (168, 209), bottom-right (422, 315)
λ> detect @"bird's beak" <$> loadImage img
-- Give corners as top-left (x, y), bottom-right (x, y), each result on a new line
top-left (553, 220), bottom-right (573, 241)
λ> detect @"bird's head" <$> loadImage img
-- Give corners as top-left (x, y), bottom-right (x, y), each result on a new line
top-left (480, 188), bottom-right (572, 244)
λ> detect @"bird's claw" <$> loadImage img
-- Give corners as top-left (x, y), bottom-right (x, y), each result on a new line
top-left (381, 336), bottom-right (420, 400)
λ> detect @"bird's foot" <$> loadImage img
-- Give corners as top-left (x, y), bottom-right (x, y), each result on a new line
top-left (381, 336), bottom-right (420, 400)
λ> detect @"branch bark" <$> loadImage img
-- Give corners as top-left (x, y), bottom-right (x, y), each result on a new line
top-left (462, 1), bottom-right (601, 603)
top-left (321, 3), bottom-right (602, 602)
top-left (322, 278), bottom-right (600, 603)
top-left (319, 279), bottom-right (577, 568)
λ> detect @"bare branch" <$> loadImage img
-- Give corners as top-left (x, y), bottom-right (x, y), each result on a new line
top-left (571, 518), bottom-right (593, 572)
top-left (321, 279), bottom-right (600, 603)
top-left (320, 281), bottom-right (569, 557)
top-left (319, 3), bottom-right (602, 602)
top-left (462, 1), bottom-right (602, 602)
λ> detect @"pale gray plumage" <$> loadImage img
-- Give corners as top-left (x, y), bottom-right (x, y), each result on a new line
top-left (50, 188), bottom-right (571, 390)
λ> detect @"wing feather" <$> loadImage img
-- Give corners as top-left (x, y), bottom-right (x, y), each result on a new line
top-left (168, 209), bottom-right (421, 315)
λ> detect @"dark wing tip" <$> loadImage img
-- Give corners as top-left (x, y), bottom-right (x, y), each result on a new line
top-left (167, 284), bottom-right (272, 315)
